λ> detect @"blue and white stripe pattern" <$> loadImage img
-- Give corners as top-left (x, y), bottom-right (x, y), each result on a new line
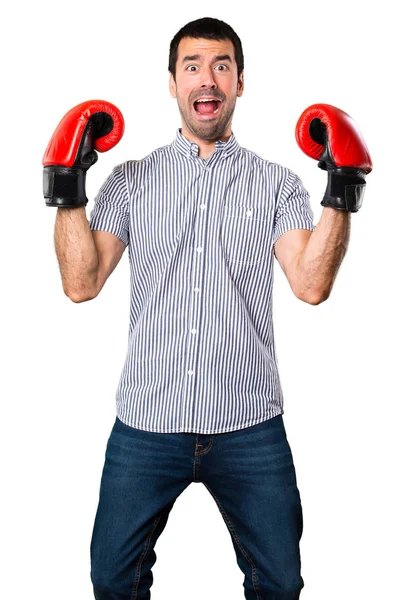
top-left (89, 128), bottom-right (315, 433)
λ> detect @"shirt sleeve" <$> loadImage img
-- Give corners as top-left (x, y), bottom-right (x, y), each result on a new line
top-left (273, 169), bottom-right (315, 245)
top-left (88, 164), bottom-right (129, 247)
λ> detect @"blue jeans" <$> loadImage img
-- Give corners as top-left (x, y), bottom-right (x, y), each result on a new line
top-left (90, 414), bottom-right (304, 599)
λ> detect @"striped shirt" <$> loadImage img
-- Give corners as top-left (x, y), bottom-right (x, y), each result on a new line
top-left (88, 127), bottom-right (315, 434)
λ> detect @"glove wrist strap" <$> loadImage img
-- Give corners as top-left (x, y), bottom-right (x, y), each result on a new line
top-left (43, 166), bottom-right (88, 207)
top-left (321, 167), bottom-right (366, 213)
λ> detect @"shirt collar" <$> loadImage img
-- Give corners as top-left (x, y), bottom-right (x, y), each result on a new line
top-left (171, 128), bottom-right (240, 161)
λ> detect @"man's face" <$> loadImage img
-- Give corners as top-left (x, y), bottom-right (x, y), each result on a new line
top-left (169, 37), bottom-right (244, 141)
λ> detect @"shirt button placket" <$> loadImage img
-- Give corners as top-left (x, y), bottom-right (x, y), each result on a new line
top-left (186, 163), bottom-right (210, 429)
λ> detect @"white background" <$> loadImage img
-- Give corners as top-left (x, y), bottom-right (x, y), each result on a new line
top-left (1, 0), bottom-right (408, 598)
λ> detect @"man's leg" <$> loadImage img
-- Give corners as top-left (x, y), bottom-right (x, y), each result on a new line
top-left (198, 415), bottom-right (304, 599)
top-left (90, 417), bottom-right (193, 600)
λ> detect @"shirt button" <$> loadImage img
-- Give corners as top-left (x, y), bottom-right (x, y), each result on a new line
top-left (200, 204), bottom-right (206, 210)
top-left (196, 247), bottom-right (202, 253)
top-left (194, 287), bottom-right (200, 293)
top-left (188, 370), bottom-right (194, 376)
top-left (191, 329), bottom-right (197, 335)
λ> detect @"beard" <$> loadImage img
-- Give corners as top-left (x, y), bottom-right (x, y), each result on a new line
top-left (176, 96), bottom-right (236, 141)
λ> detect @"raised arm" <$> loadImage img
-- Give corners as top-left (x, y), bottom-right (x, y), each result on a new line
top-left (42, 100), bottom-right (126, 303)
top-left (54, 207), bottom-right (126, 302)
top-left (274, 209), bottom-right (350, 305)
top-left (274, 103), bottom-right (372, 305)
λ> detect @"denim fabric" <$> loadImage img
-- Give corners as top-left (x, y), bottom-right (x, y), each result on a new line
top-left (90, 414), bottom-right (304, 599)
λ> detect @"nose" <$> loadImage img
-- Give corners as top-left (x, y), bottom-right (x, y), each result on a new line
top-left (199, 65), bottom-right (217, 89)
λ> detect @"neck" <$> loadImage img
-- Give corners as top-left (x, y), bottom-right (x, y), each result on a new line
top-left (180, 125), bottom-right (231, 159)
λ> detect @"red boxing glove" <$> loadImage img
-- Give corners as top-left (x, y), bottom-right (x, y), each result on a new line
top-left (295, 104), bottom-right (372, 212)
top-left (43, 100), bottom-right (125, 207)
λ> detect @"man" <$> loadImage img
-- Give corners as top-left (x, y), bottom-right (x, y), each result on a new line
top-left (44, 16), bottom-right (371, 600)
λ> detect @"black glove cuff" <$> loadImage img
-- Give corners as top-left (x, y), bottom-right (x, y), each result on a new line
top-left (43, 166), bottom-right (88, 207)
top-left (321, 167), bottom-right (367, 213)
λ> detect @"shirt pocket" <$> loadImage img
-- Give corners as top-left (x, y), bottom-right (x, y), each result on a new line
top-left (220, 204), bottom-right (274, 266)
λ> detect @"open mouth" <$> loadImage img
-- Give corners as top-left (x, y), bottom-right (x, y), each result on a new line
top-left (193, 99), bottom-right (222, 117)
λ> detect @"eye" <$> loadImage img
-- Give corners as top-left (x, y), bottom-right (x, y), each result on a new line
top-left (186, 64), bottom-right (228, 72)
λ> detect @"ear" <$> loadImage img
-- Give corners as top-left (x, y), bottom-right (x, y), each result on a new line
top-left (237, 70), bottom-right (244, 98)
top-left (169, 73), bottom-right (176, 98)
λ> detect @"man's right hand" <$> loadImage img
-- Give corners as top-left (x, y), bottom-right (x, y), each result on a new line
top-left (42, 100), bottom-right (125, 208)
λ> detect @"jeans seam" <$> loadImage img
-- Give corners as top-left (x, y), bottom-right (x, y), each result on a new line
top-left (131, 512), bottom-right (163, 600)
top-left (203, 481), bottom-right (262, 600)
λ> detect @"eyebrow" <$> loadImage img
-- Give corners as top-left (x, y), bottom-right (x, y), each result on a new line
top-left (181, 54), bottom-right (233, 64)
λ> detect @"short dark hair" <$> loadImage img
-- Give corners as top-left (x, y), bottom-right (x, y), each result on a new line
top-left (168, 17), bottom-right (244, 81)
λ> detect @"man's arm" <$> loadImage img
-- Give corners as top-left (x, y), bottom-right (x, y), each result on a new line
top-left (274, 103), bottom-right (371, 305)
top-left (274, 207), bottom-right (351, 305)
top-left (54, 206), bottom-right (126, 303)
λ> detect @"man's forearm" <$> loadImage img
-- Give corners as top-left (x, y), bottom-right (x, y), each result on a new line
top-left (54, 206), bottom-right (99, 302)
top-left (297, 207), bottom-right (351, 304)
